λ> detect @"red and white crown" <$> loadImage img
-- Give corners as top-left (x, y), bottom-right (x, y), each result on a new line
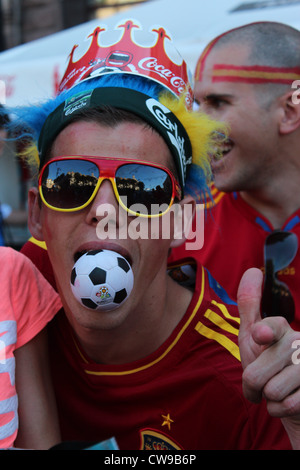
top-left (58, 19), bottom-right (193, 108)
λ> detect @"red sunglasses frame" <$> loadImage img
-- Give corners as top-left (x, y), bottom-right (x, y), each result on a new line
top-left (38, 156), bottom-right (182, 218)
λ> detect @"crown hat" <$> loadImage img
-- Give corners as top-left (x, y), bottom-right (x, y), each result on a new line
top-left (38, 19), bottom-right (194, 189)
top-left (59, 19), bottom-right (193, 103)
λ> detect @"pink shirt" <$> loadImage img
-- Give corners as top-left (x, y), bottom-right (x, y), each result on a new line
top-left (0, 247), bottom-right (62, 448)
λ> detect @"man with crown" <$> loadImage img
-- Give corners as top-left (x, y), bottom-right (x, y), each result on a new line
top-left (4, 19), bottom-right (300, 449)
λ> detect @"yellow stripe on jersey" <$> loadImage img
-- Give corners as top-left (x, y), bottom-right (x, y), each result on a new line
top-left (204, 309), bottom-right (239, 336)
top-left (72, 333), bottom-right (90, 364)
top-left (211, 300), bottom-right (240, 325)
top-left (28, 236), bottom-right (47, 250)
top-left (195, 300), bottom-right (240, 361)
top-left (205, 185), bottom-right (226, 209)
top-left (195, 322), bottom-right (241, 362)
top-left (211, 191), bottom-right (226, 206)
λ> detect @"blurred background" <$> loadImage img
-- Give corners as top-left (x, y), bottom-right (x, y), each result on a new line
top-left (1, 0), bottom-right (150, 49)
top-left (0, 0), bottom-right (299, 248)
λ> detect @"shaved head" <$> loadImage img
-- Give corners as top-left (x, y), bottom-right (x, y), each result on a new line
top-left (212, 21), bottom-right (300, 67)
top-left (195, 22), bottom-right (300, 106)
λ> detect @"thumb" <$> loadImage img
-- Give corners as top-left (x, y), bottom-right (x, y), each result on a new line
top-left (237, 268), bottom-right (263, 368)
top-left (237, 267), bottom-right (263, 327)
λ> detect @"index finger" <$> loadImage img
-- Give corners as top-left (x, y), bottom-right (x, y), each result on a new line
top-left (242, 317), bottom-right (294, 403)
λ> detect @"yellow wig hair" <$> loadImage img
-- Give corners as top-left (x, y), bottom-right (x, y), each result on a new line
top-left (160, 92), bottom-right (228, 184)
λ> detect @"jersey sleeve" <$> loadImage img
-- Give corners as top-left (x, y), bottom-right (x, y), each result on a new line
top-left (21, 237), bottom-right (57, 289)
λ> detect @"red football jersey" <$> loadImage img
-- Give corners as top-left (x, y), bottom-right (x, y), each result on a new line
top-left (47, 261), bottom-right (291, 450)
top-left (169, 188), bottom-right (300, 331)
top-left (21, 237), bottom-right (292, 449)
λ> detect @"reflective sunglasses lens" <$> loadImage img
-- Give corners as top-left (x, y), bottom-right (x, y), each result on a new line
top-left (261, 231), bottom-right (298, 323)
top-left (41, 160), bottom-right (99, 209)
top-left (115, 164), bottom-right (173, 215)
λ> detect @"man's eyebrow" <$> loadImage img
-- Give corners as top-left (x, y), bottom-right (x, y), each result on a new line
top-left (194, 93), bottom-right (233, 106)
top-left (204, 93), bottom-right (233, 100)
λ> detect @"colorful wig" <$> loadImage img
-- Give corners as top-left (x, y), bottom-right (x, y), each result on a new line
top-left (2, 73), bottom-right (226, 201)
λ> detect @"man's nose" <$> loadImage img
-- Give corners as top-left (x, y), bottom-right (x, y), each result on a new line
top-left (84, 179), bottom-right (127, 229)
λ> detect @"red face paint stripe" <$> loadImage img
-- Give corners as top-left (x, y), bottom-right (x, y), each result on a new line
top-left (214, 64), bottom-right (300, 74)
top-left (193, 27), bottom-right (237, 82)
top-left (194, 38), bottom-right (219, 82)
top-left (212, 76), bottom-right (297, 84)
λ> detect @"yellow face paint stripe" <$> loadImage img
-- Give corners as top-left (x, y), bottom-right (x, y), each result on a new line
top-left (212, 64), bottom-right (300, 84)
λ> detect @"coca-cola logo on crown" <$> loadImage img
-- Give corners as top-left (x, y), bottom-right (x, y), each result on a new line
top-left (138, 57), bottom-right (187, 95)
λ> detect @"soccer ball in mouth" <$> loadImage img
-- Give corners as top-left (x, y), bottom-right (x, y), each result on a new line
top-left (70, 249), bottom-right (134, 311)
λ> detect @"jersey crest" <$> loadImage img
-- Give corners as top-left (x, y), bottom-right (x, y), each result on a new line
top-left (140, 429), bottom-right (182, 450)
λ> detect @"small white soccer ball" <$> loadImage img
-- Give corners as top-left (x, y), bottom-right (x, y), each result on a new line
top-left (70, 249), bottom-right (134, 311)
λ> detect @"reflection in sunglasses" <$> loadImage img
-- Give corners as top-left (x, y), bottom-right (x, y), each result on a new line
top-left (40, 157), bottom-right (178, 216)
top-left (261, 231), bottom-right (298, 324)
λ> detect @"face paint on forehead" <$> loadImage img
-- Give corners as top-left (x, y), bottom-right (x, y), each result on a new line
top-left (211, 64), bottom-right (300, 85)
top-left (194, 23), bottom-right (300, 85)
top-left (194, 25), bottom-right (238, 82)
top-left (195, 36), bottom-right (300, 85)
top-left (194, 36), bottom-right (221, 82)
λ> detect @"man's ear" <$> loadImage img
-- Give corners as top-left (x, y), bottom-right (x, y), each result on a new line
top-left (27, 187), bottom-right (44, 241)
top-left (170, 195), bottom-right (196, 249)
top-left (278, 89), bottom-right (300, 135)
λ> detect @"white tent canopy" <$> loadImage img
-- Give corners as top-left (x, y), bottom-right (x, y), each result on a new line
top-left (0, 0), bottom-right (299, 106)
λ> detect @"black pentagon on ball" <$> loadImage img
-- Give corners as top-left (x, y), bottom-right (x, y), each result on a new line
top-left (86, 249), bottom-right (103, 256)
top-left (117, 257), bottom-right (130, 273)
top-left (89, 267), bottom-right (107, 285)
top-left (113, 288), bottom-right (127, 304)
top-left (81, 298), bottom-right (98, 309)
top-left (71, 267), bottom-right (77, 286)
